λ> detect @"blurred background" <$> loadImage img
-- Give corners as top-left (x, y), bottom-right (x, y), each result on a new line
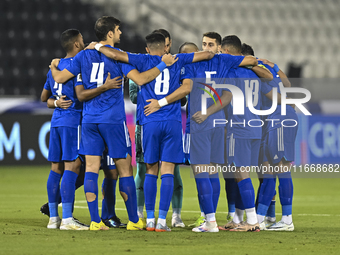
top-left (1, 0), bottom-right (340, 166)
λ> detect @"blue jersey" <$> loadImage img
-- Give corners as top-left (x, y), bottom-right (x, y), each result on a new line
top-left (66, 46), bottom-right (135, 124)
top-left (259, 61), bottom-right (297, 134)
top-left (226, 67), bottom-right (272, 139)
top-left (180, 66), bottom-right (191, 134)
top-left (128, 53), bottom-right (194, 125)
top-left (44, 58), bottom-right (82, 128)
top-left (182, 54), bottom-right (244, 134)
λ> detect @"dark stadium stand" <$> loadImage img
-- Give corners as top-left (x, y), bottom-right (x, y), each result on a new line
top-left (0, 0), bottom-right (100, 97)
top-left (0, 0), bottom-right (146, 98)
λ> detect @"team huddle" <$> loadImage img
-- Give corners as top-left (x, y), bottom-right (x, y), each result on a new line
top-left (41, 15), bottom-right (296, 232)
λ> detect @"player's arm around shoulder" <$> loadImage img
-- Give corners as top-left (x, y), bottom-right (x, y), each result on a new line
top-left (239, 55), bottom-right (258, 67)
top-left (251, 65), bottom-right (273, 81)
top-left (50, 59), bottom-right (75, 84)
top-left (258, 58), bottom-right (291, 87)
top-left (192, 51), bottom-right (215, 62)
top-left (86, 42), bottom-right (129, 63)
top-left (126, 54), bottom-right (177, 86)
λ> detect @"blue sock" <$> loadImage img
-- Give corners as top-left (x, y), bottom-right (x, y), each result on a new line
top-left (195, 178), bottom-right (204, 213)
top-left (84, 172), bottom-right (101, 223)
top-left (237, 178), bottom-right (255, 209)
top-left (144, 174), bottom-right (158, 219)
top-left (267, 200), bottom-right (276, 218)
top-left (209, 173), bottom-right (220, 212)
top-left (257, 174), bottom-right (276, 216)
top-left (101, 178), bottom-right (117, 220)
top-left (60, 170), bottom-right (78, 219)
top-left (195, 173), bottom-right (214, 215)
top-left (158, 174), bottom-right (174, 219)
top-left (119, 176), bottom-right (139, 223)
top-left (255, 180), bottom-right (262, 211)
top-left (47, 170), bottom-right (61, 218)
top-left (225, 178), bottom-right (237, 213)
top-left (278, 172), bottom-right (293, 215)
top-left (235, 184), bottom-right (245, 210)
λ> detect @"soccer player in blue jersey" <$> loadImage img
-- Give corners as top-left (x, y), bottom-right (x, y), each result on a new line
top-left (50, 16), bottom-right (177, 231)
top-left (242, 50), bottom-right (296, 231)
top-left (192, 35), bottom-right (275, 232)
top-left (75, 74), bottom-right (127, 229)
top-left (93, 32), bottom-right (216, 232)
top-left (220, 36), bottom-right (276, 232)
top-left (41, 29), bottom-right (89, 230)
top-left (131, 29), bottom-right (186, 228)
top-left (144, 37), bottom-right (259, 233)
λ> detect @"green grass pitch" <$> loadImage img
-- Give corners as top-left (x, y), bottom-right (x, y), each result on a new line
top-left (1, 165), bottom-right (340, 254)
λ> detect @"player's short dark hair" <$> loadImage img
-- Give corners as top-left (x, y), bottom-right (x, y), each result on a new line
top-left (241, 43), bottom-right (255, 56)
top-left (221, 35), bottom-right (242, 53)
top-left (178, 42), bottom-right (198, 53)
top-left (94, 16), bottom-right (121, 41)
top-left (203, 32), bottom-right (222, 45)
top-left (152, 29), bottom-right (171, 40)
top-left (60, 29), bottom-right (81, 53)
top-left (145, 33), bottom-right (165, 50)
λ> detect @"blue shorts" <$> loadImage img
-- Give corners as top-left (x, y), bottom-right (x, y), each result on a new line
top-left (259, 139), bottom-right (268, 164)
top-left (191, 127), bottom-right (225, 165)
top-left (81, 122), bottom-right (131, 159)
top-left (183, 132), bottom-right (191, 165)
top-left (264, 125), bottom-right (297, 164)
top-left (142, 121), bottom-right (184, 164)
top-left (100, 148), bottom-right (116, 170)
top-left (227, 135), bottom-right (261, 167)
top-left (48, 126), bottom-right (80, 162)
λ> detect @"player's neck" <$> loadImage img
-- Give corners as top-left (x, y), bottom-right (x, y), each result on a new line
top-left (100, 40), bottom-right (114, 47)
top-left (65, 50), bottom-right (78, 58)
top-left (149, 50), bottom-right (163, 57)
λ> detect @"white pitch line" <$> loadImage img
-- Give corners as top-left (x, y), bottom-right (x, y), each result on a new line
top-left (71, 205), bottom-right (340, 217)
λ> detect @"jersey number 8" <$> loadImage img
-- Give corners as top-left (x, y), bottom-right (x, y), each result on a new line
top-left (154, 69), bottom-right (170, 95)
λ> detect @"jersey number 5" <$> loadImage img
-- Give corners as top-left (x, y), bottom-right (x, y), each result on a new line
top-left (154, 68), bottom-right (170, 95)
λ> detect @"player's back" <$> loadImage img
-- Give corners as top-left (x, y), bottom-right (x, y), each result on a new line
top-left (128, 53), bottom-right (194, 125)
top-left (227, 67), bottom-right (264, 139)
top-left (68, 46), bottom-right (134, 124)
top-left (259, 61), bottom-right (297, 134)
top-left (45, 58), bottom-right (82, 128)
top-left (187, 54), bottom-right (244, 133)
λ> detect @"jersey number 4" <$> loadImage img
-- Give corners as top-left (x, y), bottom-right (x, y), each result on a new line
top-left (53, 82), bottom-right (62, 99)
top-left (154, 68), bottom-right (170, 95)
top-left (90, 62), bottom-right (104, 87)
